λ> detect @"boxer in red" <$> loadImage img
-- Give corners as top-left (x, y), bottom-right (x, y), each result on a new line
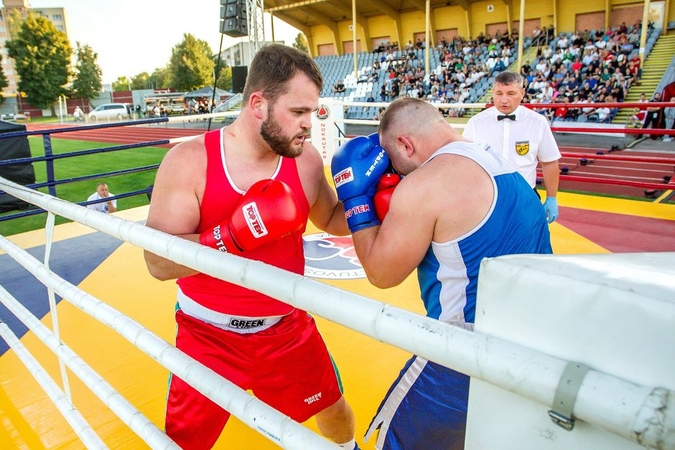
top-left (144, 44), bottom-right (358, 450)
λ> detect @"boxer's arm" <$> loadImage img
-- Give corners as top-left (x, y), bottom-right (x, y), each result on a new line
top-left (351, 173), bottom-right (435, 288)
top-left (144, 138), bottom-right (204, 280)
top-left (309, 170), bottom-right (350, 236)
top-left (301, 142), bottom-right (350, 236)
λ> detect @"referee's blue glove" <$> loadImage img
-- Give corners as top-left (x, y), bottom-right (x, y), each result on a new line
top-left (543, 197), bottom-right (558, 223)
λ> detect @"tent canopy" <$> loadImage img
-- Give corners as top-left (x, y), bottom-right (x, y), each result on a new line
top-left (184, 86), bottom-right (233, 99)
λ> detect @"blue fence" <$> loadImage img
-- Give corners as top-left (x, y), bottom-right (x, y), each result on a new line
top-left (0, 117), bottom-right (171, 223)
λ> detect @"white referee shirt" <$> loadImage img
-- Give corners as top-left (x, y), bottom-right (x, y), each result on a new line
top-left (462, 105), bottom-right (561, 188)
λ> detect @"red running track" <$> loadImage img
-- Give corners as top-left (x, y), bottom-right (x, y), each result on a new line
top-left (27, 122), bottom-right (206, 148)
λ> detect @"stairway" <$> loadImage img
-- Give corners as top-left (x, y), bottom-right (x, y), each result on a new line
top-left (613, 34), bottom-right (675, 125)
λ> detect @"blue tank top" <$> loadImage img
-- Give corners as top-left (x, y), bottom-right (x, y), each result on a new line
top-left (416, 142), bottom-right (552, 324)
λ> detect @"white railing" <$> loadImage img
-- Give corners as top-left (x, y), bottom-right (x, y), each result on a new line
top-left (1, 175), bottom-right (674, 449)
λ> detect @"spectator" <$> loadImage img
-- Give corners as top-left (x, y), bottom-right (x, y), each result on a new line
top-left (73, 106), bottom-right (84, 122)
top-left (663, 96), bottom-right (675, 142)
top-left (492, 56), bottom-right (507, 74)
top-left (641, 92), bottom-right (664, 139)
top-left (87, 182), bottom-right (117, 213)
top-left (333, 80), bottom-right (346, 93)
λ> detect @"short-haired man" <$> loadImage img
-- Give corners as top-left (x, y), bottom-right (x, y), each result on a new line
top-left (463, 71), bottom-right (561, 223)
top-left (330, 97), bottom-right (552, 449)
top-left (145, 44), bottom-right (358, 450)
top-left (86, 182), bottom-right (117, 213)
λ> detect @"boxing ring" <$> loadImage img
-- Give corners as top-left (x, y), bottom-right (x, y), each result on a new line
top-left (1, 103), bottom-right (675, 449)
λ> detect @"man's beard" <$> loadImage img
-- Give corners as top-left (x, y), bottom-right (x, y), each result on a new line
top-left (260, 106), bottom-right (308, 158)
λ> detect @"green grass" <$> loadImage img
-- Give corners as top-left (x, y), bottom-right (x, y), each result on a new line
top-left (1, 136), bottom-right (169, 236)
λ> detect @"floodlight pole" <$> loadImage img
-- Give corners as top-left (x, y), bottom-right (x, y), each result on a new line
top-left (247, 0), bottom-right (265, 57)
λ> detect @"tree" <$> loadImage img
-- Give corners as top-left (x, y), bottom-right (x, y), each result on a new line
top-left (71, 42), bottom-right (102, 102)
top-left (5, 8), bottom-right (25, 37)
top-left (6, 13), bottom-right (72, 114)
top-left (168, 33), bottom-right (215, 91)
top-left (131, 72), bottom-right (151, 90)
top-left (215, 65), bottom-right (232, 92)
top-left (292, 33), bottom-right (309, 54)
top-left (111, 76), bottom-right (131, 92)
top-left (149, 66), bottom-right (170, 90)
top-left (0, 65), bottom-right (8, 103)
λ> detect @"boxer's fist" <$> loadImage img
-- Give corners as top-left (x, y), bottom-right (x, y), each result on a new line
top-left (374, 173), bottom-right (402, 222)
top-left (199, 179), bottom-right (303, 253)
top-left (331, 133), bottom-right (389, 232)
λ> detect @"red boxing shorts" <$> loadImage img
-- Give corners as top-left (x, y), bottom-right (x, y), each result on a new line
top-left (165, 308), bottom-right (344, 450)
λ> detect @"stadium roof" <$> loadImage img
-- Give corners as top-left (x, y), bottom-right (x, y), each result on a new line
top-left (264, 0), bottom-right (477, 36)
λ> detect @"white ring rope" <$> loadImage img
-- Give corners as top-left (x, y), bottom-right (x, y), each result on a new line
top-left (0, 233), bottom-right (339, 450)
top-left (0, 321), bottom-right (108, 450)
top-left (1, 176), bottom-right (674, 449)
top-left (0, 283), bottom-right (179, 450)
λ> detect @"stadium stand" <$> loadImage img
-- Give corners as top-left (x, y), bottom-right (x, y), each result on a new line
top-left (314, 20), bottom-right (672, 129)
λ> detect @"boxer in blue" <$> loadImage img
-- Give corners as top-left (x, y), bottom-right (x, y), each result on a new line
top-left (331, 97), bottom-right (553, 450)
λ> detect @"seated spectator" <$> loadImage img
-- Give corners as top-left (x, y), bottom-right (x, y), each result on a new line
top-left (375, 106), bottom-right (386, 120)
top-left (557, 34), bottom-right (569, 50)
top-left (87, 182), bottom-right (117, 214)
top-left (571, 56), bottom-right (583, 73)
top-left (492, 56), bottom-right (506, 74)
top-left (577, 98), bottom-right (597, 122)
top-left (641, 92), bottom-right (664, 139)
top-left (542, 45), bottom-right (554, 59)
top-left (552, 96), bottom-right (571, 122)
top-left (664, 96), bottom-right (675, 142)
top-left (628, 54), bottom-right (641, 82)
top-left (520, 59), bottom-right (532, 77)
top-left (532, 26), bottom-right (542, 40)
top-left (333, 80), bottom-right (346, 93)
top-left (73, 106), bottom-right (84, 122)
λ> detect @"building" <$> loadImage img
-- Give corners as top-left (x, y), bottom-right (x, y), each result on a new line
top-left (0, 0), bottom-right (68, 96)
top-left (218, 40), bottom-right (282, 68)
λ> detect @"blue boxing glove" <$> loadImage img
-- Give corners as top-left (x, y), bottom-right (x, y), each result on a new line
top-left (543, 197), bottom-right (559, 223)
top-left (331, 133), bottom-right (390, 232)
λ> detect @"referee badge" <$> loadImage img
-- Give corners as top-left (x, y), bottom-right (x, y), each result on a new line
top-left (515, 141), bottom-right (530, 156)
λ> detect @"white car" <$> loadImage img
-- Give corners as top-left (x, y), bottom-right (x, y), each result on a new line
top-left (88, 103), bottom-right (130, 122)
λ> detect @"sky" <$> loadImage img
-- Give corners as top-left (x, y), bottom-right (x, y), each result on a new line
top-left (30, 0), bottom-right (301, 85)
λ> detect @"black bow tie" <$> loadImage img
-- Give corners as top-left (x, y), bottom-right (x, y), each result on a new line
top-left (497, 114), bottom-right (516, 121)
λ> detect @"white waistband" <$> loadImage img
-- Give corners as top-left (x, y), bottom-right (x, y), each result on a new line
top-left (177, 288), bottom-right (288, 334)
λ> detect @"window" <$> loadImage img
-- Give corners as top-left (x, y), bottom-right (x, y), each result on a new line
top-left (53, 14), bottom-right (63, 21)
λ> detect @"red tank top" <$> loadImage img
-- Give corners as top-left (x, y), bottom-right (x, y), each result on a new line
top-left (177, 128), bottom-right (310, 316)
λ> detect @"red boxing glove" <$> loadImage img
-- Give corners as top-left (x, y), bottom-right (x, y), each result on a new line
top-left (199, 179), bottom-right (303, 254)
top-left (374, 173), bottom-right (402, 222)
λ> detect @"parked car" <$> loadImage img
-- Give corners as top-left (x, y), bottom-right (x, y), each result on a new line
top-left (88, 103), bottom-right (130, 122)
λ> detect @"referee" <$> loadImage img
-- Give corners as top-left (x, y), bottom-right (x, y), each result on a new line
top-left (463, 71), bottom-right (561, 223)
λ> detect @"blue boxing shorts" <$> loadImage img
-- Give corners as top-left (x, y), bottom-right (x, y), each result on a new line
top-left (365, 355), bottom-right (469, 450)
